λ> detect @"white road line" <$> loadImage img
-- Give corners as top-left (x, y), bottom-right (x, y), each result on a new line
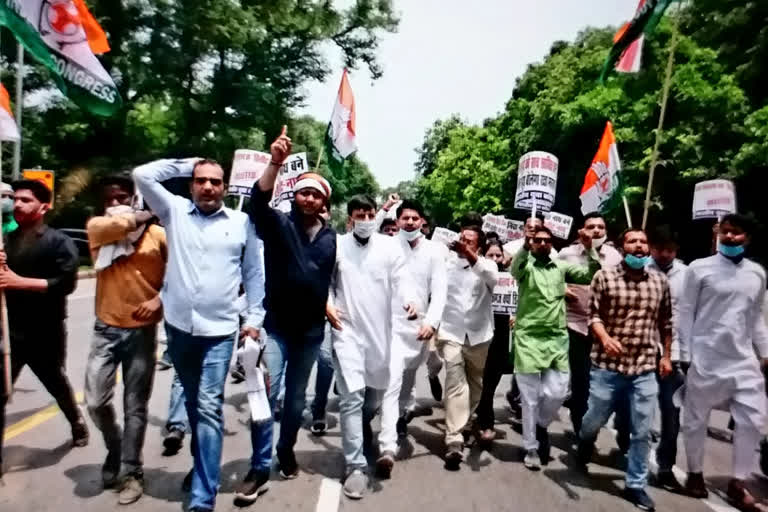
top-left (315, 477), bottom-right (342, 512)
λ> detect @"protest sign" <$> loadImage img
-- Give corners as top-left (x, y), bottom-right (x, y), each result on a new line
top-left (514, 151), bottom-right (559, 212)
top-left (432, 227), bottom-right (459, 247)
top-left (492, 273), bottom-right (518, 316)
top-left (692, 179), bottom-right (736, 220)
top-left (544, 211), bottom-right (574, 239)
top-left (228, 150), bottom-right (271, 196)
top-left (270, 152), bottom-right (309, 212)
top-left (482, 214), bottom-right (525, 243)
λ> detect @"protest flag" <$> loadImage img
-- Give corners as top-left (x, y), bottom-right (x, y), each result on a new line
top-left (324, 69), bottom-right (357, 174)
top-left (615, 1), bottom-right (647, 73)
top-left (0, 83), bottom-right (20, 142)
top-left (599, 0), bottom-right (677, 83)
top-left (580, 121), bottom-right (624, 216)
top-left (0, 0), bottom-right (122, 116)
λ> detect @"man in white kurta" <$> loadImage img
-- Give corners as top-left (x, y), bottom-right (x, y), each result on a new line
top-left (680, 214), bottom-right (768, 508)
top-left (330, 196), bottom-right (417, 500)
top-left (376, 200), bottom-right (448, 478)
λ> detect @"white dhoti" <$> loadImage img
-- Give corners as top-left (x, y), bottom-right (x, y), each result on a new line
top-left (516, 370), bottom-right (570, 451)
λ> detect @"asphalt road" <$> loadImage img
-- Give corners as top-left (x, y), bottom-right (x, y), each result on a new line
top-left (1, 278), bottom-right (765, 512)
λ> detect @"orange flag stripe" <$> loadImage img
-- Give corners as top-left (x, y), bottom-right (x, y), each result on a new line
top-left (339, 69), bottom-right (356, 135)
top-left (0, 83), bottom-right (14, 117)
top-left (73, 0), bottom-right (110, 54)
top-left (581, 121), bottom-right (617, 194)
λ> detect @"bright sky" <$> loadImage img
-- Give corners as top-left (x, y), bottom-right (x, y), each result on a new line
top-left (296, 0), bottom-right (633, 188)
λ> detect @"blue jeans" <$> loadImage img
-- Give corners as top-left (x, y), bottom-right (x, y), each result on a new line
top-left (249, 329), bottom-right (324, 471)
top-left (311, 332), bottom-right (334, 420)
top-left (166, 324), bottom-right (235, 511)
top-left (336, 364), bottom-right (383, 472)
top-left (580, 368), bottom-right (658, 489)
top-left (165, 371), bottom-right (190, 434)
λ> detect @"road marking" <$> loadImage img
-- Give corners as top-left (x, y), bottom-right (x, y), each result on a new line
top-left (315, 477), bottom-right (342, 512)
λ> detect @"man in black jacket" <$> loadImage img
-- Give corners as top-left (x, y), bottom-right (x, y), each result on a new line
top-left (235, 127), bottom-right (337, 503)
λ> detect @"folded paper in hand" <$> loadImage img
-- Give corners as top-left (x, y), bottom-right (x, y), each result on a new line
top-left (238, 336), bottom-right (271, 423)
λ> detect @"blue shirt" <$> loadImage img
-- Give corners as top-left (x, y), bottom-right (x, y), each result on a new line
top-left (134, 158), bottom-right (265, 336)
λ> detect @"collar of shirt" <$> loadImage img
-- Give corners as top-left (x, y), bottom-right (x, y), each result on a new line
top-left (186, 202), bottom-right (231, 218)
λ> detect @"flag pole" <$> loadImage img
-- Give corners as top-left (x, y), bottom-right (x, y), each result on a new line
top-left (12, 44), bottom-right (23, 180)
top-left (622, 195), bottom-right (633, 228)
top-left (314, 144), bottom-right (325, 173)
top-left (641, 8), bottom-right (680, 230)
top-left (0, 35), bottom-right (11, 399)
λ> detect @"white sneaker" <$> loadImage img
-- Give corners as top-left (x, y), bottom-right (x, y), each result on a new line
top-left (524, 449), bottom-right (541, 471)
top-left (343, 469), bottom-right (368, 500)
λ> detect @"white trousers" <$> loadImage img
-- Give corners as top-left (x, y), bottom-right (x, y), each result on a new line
top-left (516, 370), bottom-right (570, 451)
top-left (683, 365), bottom-right (767, 479)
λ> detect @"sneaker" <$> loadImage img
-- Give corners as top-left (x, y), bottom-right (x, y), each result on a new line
top-left (536, 425), bottom-right (550, 465)
top-left (343, 469), bottom-right (368, 500)
top-left (429, 375), bottom-right (443, 402)
top-left (277, 450), bottom-right (299, 480)
top-left (524, 449), bottom-right (541, 471)
top-left (181, 469), bottom-right (193, 493)
top-left (310, 419), bottom-right (327, 436)
top-left (118, 472), bottom-right (144, 505)
top-left (375, 451), bottom-right (396, 479)
top-left (234, 469), bottom-right (270, 504)
top-left (684, 472), bottom-right (708, 499)
top-left (656, 470), bottom-right (684, 493)
top-left (623, 487), bottom-right (655, 511)
top-left (72, 419), bottom-right (90, 448)
top-left (444, 442), bottom-right (463, 471)
top-left (163, 429), bottom-right (184, 455)
top-left (102, 449), bottom-right (121, 489)
top-left (726, 479), bottom-right (761, 512)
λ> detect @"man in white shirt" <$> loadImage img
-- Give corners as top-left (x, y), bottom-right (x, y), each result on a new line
top-left (557, 212), bottom-right (621, 436)
top-left (680, 214), bottom-right (768, 510)
top-left (330, 195), bottom-right (418, 500)
top-left (438, 223), bottom-right (497, 470)
top-left (376, 199), bottom-right (447, 478)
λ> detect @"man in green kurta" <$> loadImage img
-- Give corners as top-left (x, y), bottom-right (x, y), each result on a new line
top-left (511, 225), bottom-right (599, 470)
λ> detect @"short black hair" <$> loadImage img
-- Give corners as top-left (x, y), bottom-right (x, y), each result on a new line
top-left (347, 194), bottom-right (377, 216)
top-left (582, 211), bottom-right (605, 225)
top-left (460, 211), bottom-right (483, 229)
top-left (720, 213), bottom-right (754, 236)
top-left (618, 228), bottom-right (647, 246)
top-left (99, 175), bottom-right (134, 195)
top-left (533, 226), bottom-right (554, 239)
top-left (12, 179), bottom-right (52, 204)
top-left (396, 199), bottom-right (426, 219)
top-left (460, 223), bottom-right (486, 253)
top-left (193, 158), bottom-right (229, 183)
top-left (648, 225), bottom-right (679, 248)
top-left (485, 231), bottom-right (500, 242)
top-left (380, 218), bottom-right (397, 231)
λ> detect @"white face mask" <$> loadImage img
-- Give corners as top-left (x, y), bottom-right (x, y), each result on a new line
top-left (353, 219), bottom-right (376, 239)
top-left (592, 235), bottom-right (607, 249)
top-left (399, 228), bottom-right (423, 242)
top-left (1, 197), bottom-right (13, 214)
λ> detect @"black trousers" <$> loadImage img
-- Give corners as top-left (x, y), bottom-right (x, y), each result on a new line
top-left (476, 314), bottom-right (512, 430)
top-left (567, 328), bottom-right (592, 434)
top-left (1, 325), bottom-right (82, 475)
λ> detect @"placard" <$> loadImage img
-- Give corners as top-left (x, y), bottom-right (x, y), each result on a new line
top-left (543, 211), bottom-right (574, 239)
top-left (514, 151), bottom-right (558, 212)
top-left (692, 179), bottom-right (736, 220)
top-left (492, 273), bottom-right (518, 315)
top-left (482, 214), bottom-right (525, 243)
top-left (228, 150), bottom-right (271, 196)
top-left (431, 227), bottom-right (459, 247)
top-left (270, 153), bottom-right (309, 212)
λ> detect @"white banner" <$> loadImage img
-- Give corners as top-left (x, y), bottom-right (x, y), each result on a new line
top-left (482, 214), bottom-right (525, 243)
top-left (270, 153), bottom-right (309, 212)
top-left (492, 273), bottom-right (518, 316)
top-left (544, 211), bottom-right (574, 239)
top-left (229, 150), bottom-right (271, 196)
top-left (514, 151), bottom-right (559, 212)
top-left (692, 179), bottom-right (736, 220)
top-left (432, 227), bottom-right (459, 247)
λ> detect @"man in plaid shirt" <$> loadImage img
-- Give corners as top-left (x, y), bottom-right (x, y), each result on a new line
top-left (576, 228), bottom-right (673, 512)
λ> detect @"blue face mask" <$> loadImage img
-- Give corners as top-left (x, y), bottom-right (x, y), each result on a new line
top-left (624, 254), bottom-right (650, 269)
top-left (718, 243), bottom-right (745, 258)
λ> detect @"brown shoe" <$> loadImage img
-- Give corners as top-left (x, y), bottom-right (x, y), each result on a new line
top-left (684, 472), bottom-right (709, 499)
top-left (375, 451), bottom-right (395, 479)
top-left (727, 479), bottom-right (761, 512)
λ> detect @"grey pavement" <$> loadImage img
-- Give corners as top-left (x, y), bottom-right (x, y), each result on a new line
top-left (1, 278), bottom-right (765, 511)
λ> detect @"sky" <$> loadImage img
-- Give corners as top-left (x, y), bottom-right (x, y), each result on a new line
top-left (296, 0), bottom-right (635, 188)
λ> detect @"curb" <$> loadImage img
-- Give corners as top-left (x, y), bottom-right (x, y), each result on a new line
top-left (78, 270), bottom-right (96, 279)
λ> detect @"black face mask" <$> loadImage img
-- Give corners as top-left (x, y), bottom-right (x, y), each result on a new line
top-left (496, 261), bottom-right (505, 272)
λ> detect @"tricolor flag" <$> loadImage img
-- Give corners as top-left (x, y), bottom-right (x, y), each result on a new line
top-left (580, 121), bottom-right (622, 215)
top-left (615, 1), bottom-right (647, 73)
top-left (599, 0), bottom-right (677, 83)
top-left (0, 0), bottom-right (121, 117)
top-left (0, 83), bottom-right (20, 142)
top-left (324, 69), bottom-right (357, 174)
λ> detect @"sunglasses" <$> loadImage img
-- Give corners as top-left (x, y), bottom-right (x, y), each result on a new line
top-left (193, 177), bottom-right (223, 186)
top-left (532, 237), bottom-right (552, 244)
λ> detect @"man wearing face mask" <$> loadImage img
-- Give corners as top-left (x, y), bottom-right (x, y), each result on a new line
top-left (512, 225), bottom-right (600, 471)
top-left (679, 214), bottom-right (768, 511)
top-left (0, 180), bottom-right (89, 483)
top-left (376, 199), bottom-right (447, 478)
top-left (1, 182), bottom-right (17, 235)
top-left (577, 228), bottom-right (673, 512)
top-left (133, 156), bottom-right (265, 512)
top-left (558, 212), bottom-right (621, 437)
top-left (330, 195), bottom-right (418, 499)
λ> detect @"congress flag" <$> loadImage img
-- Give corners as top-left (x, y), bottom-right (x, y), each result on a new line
top-left (0, 83), bottom-right (20, 142)
top-left (324, 69), bottom-right (357, 173)
top-left (580, 121), bottom-right (622, 215)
